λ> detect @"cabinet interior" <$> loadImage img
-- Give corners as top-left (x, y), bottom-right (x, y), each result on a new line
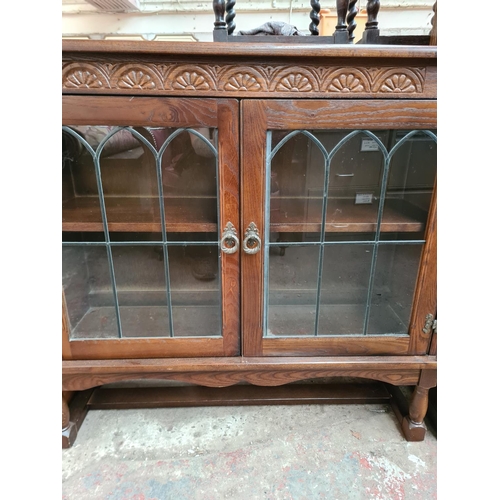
top-left (62, 122), bottom-right (436, 341)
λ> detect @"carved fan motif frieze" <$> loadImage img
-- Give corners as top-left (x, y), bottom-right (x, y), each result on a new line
top-left (276, 73), bottom-right (313, 92)
top-left (380, 74), bottom-right (416, 93)
top-left (63, 64), bottom-right (109, 89)
top-left (172, 71), bottom-right (212, 90)
top-left (271, 68), bottom-right (319, 92)
top-left (166, 66), bottom-right (217, 91)
top-left (371, 68), bottom-right (424, 93)
top-left (330, 74), bottom-right (364, 92)
top-left (323, 68), bottom-right (370, 93)
top-left (118, 70), bottom-right (157, 89)
top-left (110, 65), bottom-right (163, 90)
top-left (62, 60), bottom-right (426, 95)
top-left (223, 72), bottom-right (263, 91)
top-left (66, 70), bottom-right (104, 89)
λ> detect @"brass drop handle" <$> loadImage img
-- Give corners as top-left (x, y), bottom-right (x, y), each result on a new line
top-left (220, 222), bottom-right (239, 254)
top-left (243, 222), bottom-right (261, 255)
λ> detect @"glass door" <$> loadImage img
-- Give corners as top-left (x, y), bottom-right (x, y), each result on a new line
top-left (62, 97), bottom-right (239, 359)
top-left (242, 100), bottom-right (437, 356)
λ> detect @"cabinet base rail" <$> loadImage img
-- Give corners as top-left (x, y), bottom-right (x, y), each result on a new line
top-left (62, 356), bottom-right (436, 447)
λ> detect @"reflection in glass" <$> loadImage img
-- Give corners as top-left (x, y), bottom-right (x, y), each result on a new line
top-left (367, 244), bottom-right (423, 335)
top-left (267, 245), bottom-right (320, 336)
top-left (317, 245), bottom-right (373, 335)
top-left (170, 245), bottom-right (222, 337)
top-left (62, 246), bottom-right (119, 339)
top-left (111, 245), bottom-right (171, 338)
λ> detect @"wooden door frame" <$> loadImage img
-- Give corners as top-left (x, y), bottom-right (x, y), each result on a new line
top-left (62, 96), bottom-right (240, 359)
top-left (241, 99), bottom-right (437, 357)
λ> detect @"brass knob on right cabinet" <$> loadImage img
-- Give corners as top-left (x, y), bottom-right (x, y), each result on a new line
top-left (242, 222), bottom-right (261, 255)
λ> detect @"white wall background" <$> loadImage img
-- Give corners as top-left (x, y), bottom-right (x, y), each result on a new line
top-left (62, 0), bottom-right (435, 41)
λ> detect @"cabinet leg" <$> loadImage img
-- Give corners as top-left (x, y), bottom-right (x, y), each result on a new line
top-left (62, 394), bottom-right (77, 449)
top-left (62, 389), bottom-right (94, 449)
top-left (401, 386), bottom-right (429, 441)
top-left (401, 369), bottom-right (437, 442)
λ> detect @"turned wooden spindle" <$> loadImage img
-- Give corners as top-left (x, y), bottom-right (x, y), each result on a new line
top-left (225, 0), bottom-right (236, 36)
top-left (332, 0), bottom-right (349, 43)
top-left (408, 386), bottom-right (429, 424)
top-left (361, 0), bottom-right (380, 43)
top-left (309, 0), bottom-right (321, 36)
top-left (429, 1), bottom-right (437, 45)
top-left (213, 0), bottom-right (227, 30)
top-left (335, 0), bottom-right (348, 33)
top-left (347, 0), bottom-right (358, 43)
top-left (365, 0), bottom-right (380, 30)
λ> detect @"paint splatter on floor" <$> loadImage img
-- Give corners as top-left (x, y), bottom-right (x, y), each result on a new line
top-left (63, 404), bottom-right (436, 499)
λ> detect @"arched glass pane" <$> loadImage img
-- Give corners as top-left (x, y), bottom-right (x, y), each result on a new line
top-left (158, 128), bottom-right (218, 241)
top-left (98, 126), bottom-right (162, 242)
top-left (157, 128), bottom-right (221, 336)
top-left (381, 130), bottom-right (437, 240)
top-left (269, 131), bottom-right (327, 244)
top-left (325, 130), bottom-right (388, 241)
top-left (62, 127), bottom-right (105, 242)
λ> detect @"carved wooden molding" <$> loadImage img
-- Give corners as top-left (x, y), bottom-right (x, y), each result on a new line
top-left (62, 60), bottom-right (427, 96)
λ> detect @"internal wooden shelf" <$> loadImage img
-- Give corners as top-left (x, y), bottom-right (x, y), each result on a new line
top-left (63, 197), bottom-right (426, 234)
top-left (62, 196), bottom-right (217, 233)
top-left (271, 198), bottom-right (426, 233)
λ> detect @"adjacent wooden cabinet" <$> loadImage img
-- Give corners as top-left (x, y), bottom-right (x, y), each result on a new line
top-left (62, 41), bottom-right (437, 443)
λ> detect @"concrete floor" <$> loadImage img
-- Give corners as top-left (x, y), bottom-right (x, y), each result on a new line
top-left (62, 399), bottom-right (437, 499)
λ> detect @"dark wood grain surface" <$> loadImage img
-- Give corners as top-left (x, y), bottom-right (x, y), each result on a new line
top-left (262, 100), bottom-right (437, 130)
top-left (62, 40), bottom-right (437, 59)
top-left (63, 96), bottom-right (219, 127)
top-left (217, 99), bottom-right (241, 356)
